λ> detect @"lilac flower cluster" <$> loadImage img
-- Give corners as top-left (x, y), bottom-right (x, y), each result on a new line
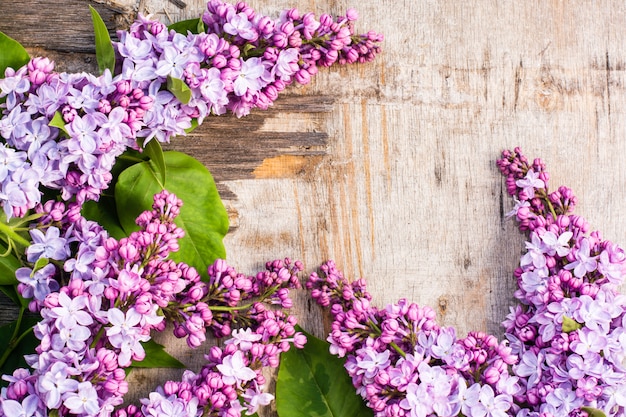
top-left (2, 190), bottom-right (305, 416)
top-left (307, 148), bottom-right (626, 417)
top-left (0, 0), bottom-right (382, 217)
top-left (0, 58), bottom-right (146, 216)
top-left (498, 148), bottom-right (626, 416)
top-left (307, 261), bottom-right (519, 417)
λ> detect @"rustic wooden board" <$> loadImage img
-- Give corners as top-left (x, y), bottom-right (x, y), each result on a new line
top-left (3, 0), bottom-right (626, 413)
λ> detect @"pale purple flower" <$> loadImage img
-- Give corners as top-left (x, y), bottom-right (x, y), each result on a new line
top-left (226, 328), bottom-right (262, 351)
top-left (99, 107), bottom-right (132, 144)
top-left (515, 170), bottom-right (544, 198)
top-left (571, 328), bottom-right (607, 356)
top-left (355, 347), bottom-right (391, 379)
top-left (473, 385), bottom-right (511, 417)
top-left (155, 45), bottom-right (189, 79)
top-left (544, 383), bottom-right (582, 416)
top-left (515, 350), bottom-right (543, 390)
top-left (541, 230), bottom-right (572, 257)
top-left (564, 238), bottom-right (598, 278)
top-left (52, 323), bottom-right (91, 351)
top-left (233, 58), bottom-right (265, 96)
top-left (521, 232), bottom-right (547, 269)
top-left (272, 48), bottom-right (299, 81)
top-left (38, 361), bottom-right (79, 409)
top-left (26, 226), bottom-right (69, 262)
top-left (199, 67), bottom-right (228, 114)
top-left (0, 67), bottom-right (30, 110)
top-left (141, 392), bottom-right (199, 417)
top-left (217, 351), bottom-right (257, 387)
top-left (0, 105), bottom-right (32, 142)
top-left (242, 385), bottom-right (274, 415)
top-left (1, 394), bottom-right (41, 417)
top-left (574, 295), bottom-right (613, 332)
top-left (63, 381), bottom-right (99, 415)
top-left (49, 292), bottom-right (93, 330)
top-left (16, 264), bottom-right (58, 301)
top-left (224, 12), bottom-right (258, 41)
top-left (0, 143), bottom-right (27, 182)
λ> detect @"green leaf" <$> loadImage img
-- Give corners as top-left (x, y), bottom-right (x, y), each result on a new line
top-left (0, 246), bottom-right (21, 286)
top-left (562, 315), bottom-right (583, 333)
top-left (89, 5), bottom-right (116, 74)
top-left (185, 118), bottom-right (199, 134)
top-left (0, 316), bottom-right (40, 381)
top-left (81, 198), bottom-right (127, 240)
top-left (115, 151), bottom-right (229, 279)
top-left (168, 18), bottom-right (203, 34)
top-left (130, 339), bottom-right (185, 368)
top-left (167, 75), bottom-right (192, 104)
top-left (0, 285), bottom-right (19, 305)
top-left (276, 327), bottom-right (373, 417)
top-left (49, 111), bottom-right (69, 136)
top-left (581, 407), bottom-right (607, 417)
top-left (0, 32), bottom-right (29, 77)
top-left (143, 139), bottom-right (166, 186)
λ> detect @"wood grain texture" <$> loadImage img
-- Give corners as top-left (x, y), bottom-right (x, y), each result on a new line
top-left (3, 0), bottom-right (626, 414)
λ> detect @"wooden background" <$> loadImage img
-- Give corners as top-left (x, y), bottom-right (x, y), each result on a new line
top-left (3, 0), bottom-right (626, 413)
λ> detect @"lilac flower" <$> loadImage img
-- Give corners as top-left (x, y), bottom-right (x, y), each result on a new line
top-left (38, 361), bottom-right (79, 409)
top-left (541, 230), bottom-right (573, 257)
top-left (233, 58), bottom-right (265, 96)
top-left (0, 144), bottom-right (27, 182)
top-left (49, 292), bottom-right (94, 330)
top-left (63, 381), bottom-right (99, 415)
top-left (217, 350), bottom-right (257, 387)
top-left (16, 264), bottom-right (59, 301)
top-left (226, 328), bottom-right (262, 351)
top-left (564, 238), bottom-right (598, 278)
top-left (242, 385), bottom-right (274, 415)
top-left (473, 384), bottom-right (511, 417)
top-left (515, 169), bottom-right (544, 198)
top-left (26, 226), bottom-right (69, 262)
top-left (1, 394), bottom-right (41, 417)
top-left (224, 12), bottom-right (258, 41)
top-left (155, 45), bottom-right (190, 79)
top-left (0, 105), bottom-right (32, 143)
top-left (355, 347), bottom-right (391, 379)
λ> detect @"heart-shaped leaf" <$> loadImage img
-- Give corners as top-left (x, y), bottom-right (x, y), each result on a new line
top-left (276, 327), bottom-right (373, 417)
top-left (115, 151), bottom-right (228, 280)
top-left (0, 32), bottom-right (29, 77)
top-left (89, 5), bottom-right (115, 74)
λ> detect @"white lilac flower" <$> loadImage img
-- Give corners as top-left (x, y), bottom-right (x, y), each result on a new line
top-left (216, 350), bottom-right (257, 387)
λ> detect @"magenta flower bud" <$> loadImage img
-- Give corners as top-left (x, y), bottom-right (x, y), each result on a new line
top-left (295, 69), bottom-right (311, 84)
top-left (29, 69), bottom-right (47, 85)
top-left (319, 13), bottom-right (333, 28)
top-left (119, 95), bottom-right (131, 107)
top-left (346, 8), bottom-right (359, 21)
top-left (257, 16), bottom-right (275, 34)
top-left (117, 80), bottom-right (132, 95)
top-left (272, 33), bottom-right (289, 48)
top-left (139, 95), bottom-right (153, 110)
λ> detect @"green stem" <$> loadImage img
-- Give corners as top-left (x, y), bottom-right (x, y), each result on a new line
top-left (368, 319), bottom-right (407, 359)
top-left (0, 219), bottom-right (31, 250)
